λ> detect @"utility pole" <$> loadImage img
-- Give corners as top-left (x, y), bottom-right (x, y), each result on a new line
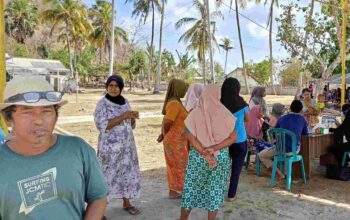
top-left (109, 0), bottom-right (116, 76)
top-left (204, 0), bottom-right (215, 84)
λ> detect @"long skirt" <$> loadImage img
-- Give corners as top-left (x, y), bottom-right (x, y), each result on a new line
top-left (163, 126), bottom-right (189, 193)
top-left (181, 148), bottom-right (231, 212)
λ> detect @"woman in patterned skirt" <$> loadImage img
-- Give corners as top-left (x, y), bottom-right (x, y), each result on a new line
top-left (180, 85), bottom-right (238, 220)
top-left (157, 79), bottom-right (189, 199)
top-left (94, 75), bottom-right (141, 215)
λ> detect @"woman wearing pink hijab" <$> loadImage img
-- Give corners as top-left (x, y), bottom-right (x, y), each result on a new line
top-left (184, 84), bottom-right (205, 112)
top-left (179, 85), bottom-right (238, 220)
top-left (245, 105), bottom-right (264, 140)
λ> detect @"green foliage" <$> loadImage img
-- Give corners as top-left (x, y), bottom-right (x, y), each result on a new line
top-left (37, 44), bottom-right (49, 59)
top-left (89, 0), bottom-right (128, 53)
top-left (245, 60), bottom-right (271, 85)
top-left (160, 50), bottom-right (175, 79)
top-left (214, 62), bottom-right (225, 81)
top-left (175, 0), bottom-right (218, 63)
top-left (14, 44), bottom-right (29, 57)
top-left (276, 1), bottom-right (350, 78)
top-left (184, 68), bottom-right (198, 83)
top-left (128, 49), bottom-right (147, 78)
top-left (280, 59), bottom-right (301, 86)
top-left (49, 48), bottom-right (70, 68)
top-left (75, 47), bottom-right (97, 77)
top-left (127, 0), bottom-right (161, 24)
top-left (5, 0), bottom-right (38, 44)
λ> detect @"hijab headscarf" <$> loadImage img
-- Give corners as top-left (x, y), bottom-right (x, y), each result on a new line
top-left (105, 75), bottom-right (126, 105)
top-left (221, 77), bottom-right (248, 113)
top-left (250, 86), bottom-right (268, 115)
top-left (337, 104), bottom-right (350, 143)
top-left (184, 84), bottom-right (205, 112)
top-left (162, 79), bottom-right (189, 115)
top-left (245, 105), bottom-right (264, 139)
top-left (271, 103), bottom-right (285, 118)
top-left (184, 85), bottom-right (236, 148)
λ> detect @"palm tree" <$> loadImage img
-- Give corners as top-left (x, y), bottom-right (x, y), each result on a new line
top-left (266, 0), bottom-right (278, 95)
top-left (217, 0), bottom-right (250, 93)
top-left (89, 0), bottom-right (128, 65)
top-left (176, 50), bottom-right (196, 78)
top-left (154, 0), bottom-right (166, 93)
top-left (126, 0), bottom-right (161, 90)
top-left (41, 0), bottom-right (92, 77)
top-left (175, 0), bottom-right (218, 85)
top-left (219, 37), bottom-right (234, 75)
top-left (5, 0), bottom-right (38, 44)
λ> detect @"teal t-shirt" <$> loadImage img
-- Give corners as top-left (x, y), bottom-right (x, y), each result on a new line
top-left (0, 135), bottom-right (108, 220)
top-left (233, 106), bottom-right (250, 143)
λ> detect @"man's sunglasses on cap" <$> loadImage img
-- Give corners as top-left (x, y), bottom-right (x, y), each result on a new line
top-left (5, 92), bottom-right (64, 103)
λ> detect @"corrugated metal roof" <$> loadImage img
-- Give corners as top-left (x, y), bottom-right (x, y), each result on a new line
top-left (6, 57), bottom-right (69, 73)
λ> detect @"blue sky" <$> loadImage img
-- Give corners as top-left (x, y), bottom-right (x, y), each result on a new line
top-left (84, 0), bottom-right (320, 74)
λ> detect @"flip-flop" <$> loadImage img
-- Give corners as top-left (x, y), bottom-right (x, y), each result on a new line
top-left (123, 206), bottom-right (140, 215)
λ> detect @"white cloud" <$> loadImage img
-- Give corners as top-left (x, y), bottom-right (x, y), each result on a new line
top-left (246, 23), bottom-right (269, 39)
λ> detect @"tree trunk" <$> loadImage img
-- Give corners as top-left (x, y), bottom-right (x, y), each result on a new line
top-left (99, 47), bottom-right (103, 65)
top-left (204, 0), bottom-right (215, 84)
top-left (73, 45), bottom-right (79, 103)
top-left (202, 31), bottom-right (206, 85)
top-left (141, 69), bottom-right (145, 89)
top-left (235, 0), bottom-right (250, 94)
top-left (297, 0), bottom-right (315, 96)
top-left (109, 0), bottom-right (116, 76)
top-left (269, 0), bottom-right (277, 95)
top-left (154, 0), bottom-right (164, 94)
top-left (224, 50), bottom-right (228, 75)
top-left (65, 22), bottom-right (74, 77)
top-left (147, 0), bottom-right (155, 91)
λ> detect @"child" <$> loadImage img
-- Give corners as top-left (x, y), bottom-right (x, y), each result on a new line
top-left (316, 94), bottom-right (326, 112)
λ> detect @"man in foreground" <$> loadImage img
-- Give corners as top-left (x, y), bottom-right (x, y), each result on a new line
top-left (0, 76), bottom-right (108, 220)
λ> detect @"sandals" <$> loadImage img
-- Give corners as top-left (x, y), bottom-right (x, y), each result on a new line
top-left (123, 206), bottom-right (140, 215)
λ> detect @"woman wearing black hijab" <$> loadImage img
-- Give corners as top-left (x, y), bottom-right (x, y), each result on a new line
top-left (330, 103), bottom-right (350, 165)
top-left (94, 75), bottom-right (141, 215)
top-left (221, 77), bottom-right (249, 201)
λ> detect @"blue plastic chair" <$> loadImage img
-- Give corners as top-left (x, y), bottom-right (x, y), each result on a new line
top-left (269, 128), bottom-right (307, 191)
top-left (256, 148), bottom-right (284, 176)
top-left (341, 151), bottom-right (350, 167)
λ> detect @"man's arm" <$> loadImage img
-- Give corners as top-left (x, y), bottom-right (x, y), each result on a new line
top-left (302, 120), bottom-right (309, 135)
top-left (84, 197), bottom-right (107, 220)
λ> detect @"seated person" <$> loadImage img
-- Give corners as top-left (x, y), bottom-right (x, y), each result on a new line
top-left (329, 103), bottom-right (350, 165)
top-left (245, 106), bottom-right (271, 151)
top-left (300, 88), bottom-right (320, 127)
top-left (316, 93), bottom-right (341, 116)
top-left (316, 94), bottom-right (326, 111)
top-left (269, 103), bottom-right (285, 127)
top-left (258, 100), bottom-right (308, 179)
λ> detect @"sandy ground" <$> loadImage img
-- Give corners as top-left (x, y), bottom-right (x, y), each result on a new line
top-left (58, 90), bottom-right (350, 220)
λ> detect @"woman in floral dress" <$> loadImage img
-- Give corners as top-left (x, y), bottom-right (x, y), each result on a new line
top-left (94, 75), bottom-right (141, 215)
